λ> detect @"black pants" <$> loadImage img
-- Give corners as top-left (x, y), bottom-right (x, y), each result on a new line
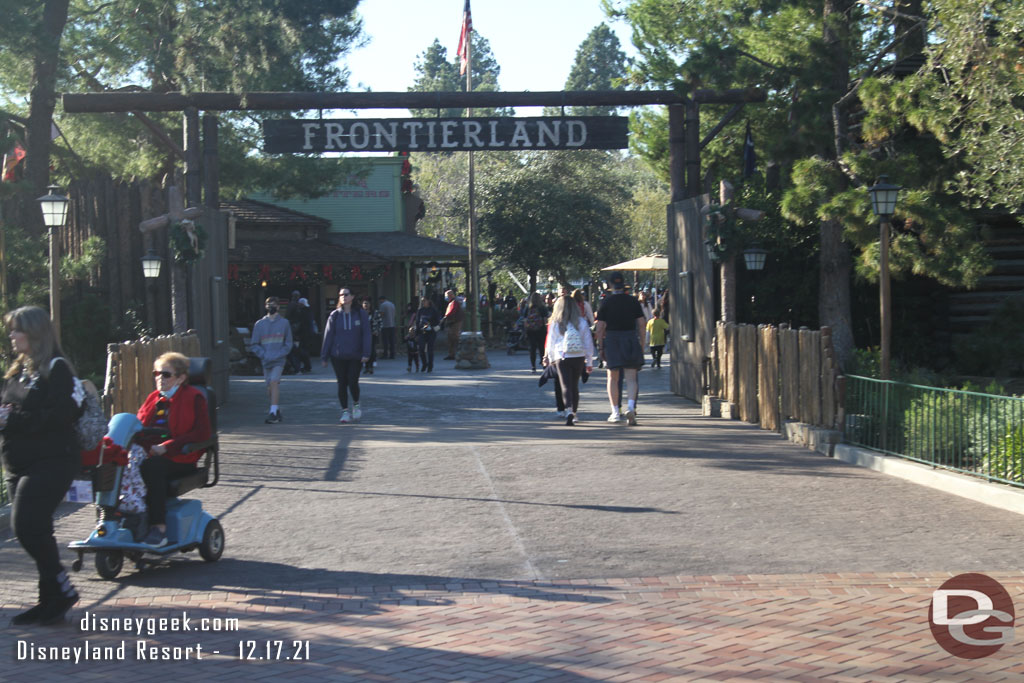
top-left (365, 335), bottom-right (379, 370)
top-left (140, 456), bottom-right (198, 526)
top-left (527, 329), bottom-right (546, 368)
top-left (406, 339), bottom-right (419, 369)
top-left (554, 357), bottom-right (586, 413)
top-left (288, 345), bottom-right (311, 372)
top-left (651, 344), bottom-right (664, 367)
top-left (382, 327), bottom-right (396, 359)
top-left (330, 357), bottom-right (362, 408)
top-left (417, 332), bottom-right (436, 371)
top-left (8, 458), bottom-right (77, 583)
top-left (553, 372), bottom-right (565, 412)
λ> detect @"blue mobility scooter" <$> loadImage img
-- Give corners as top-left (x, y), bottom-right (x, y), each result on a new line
top-left (69, 357), bottom-right (223, 579)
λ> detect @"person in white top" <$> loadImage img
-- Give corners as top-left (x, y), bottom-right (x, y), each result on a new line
top-left (543, 295), bottom-right (596, 426)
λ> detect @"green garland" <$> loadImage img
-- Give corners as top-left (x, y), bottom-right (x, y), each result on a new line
top-left (170, 220), bottom-right (207, 264)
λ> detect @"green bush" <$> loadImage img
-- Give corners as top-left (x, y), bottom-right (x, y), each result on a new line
top-left (901, 388), bottom-right (978, 467)
top-left (983, 423), bottom-right (1024, 483)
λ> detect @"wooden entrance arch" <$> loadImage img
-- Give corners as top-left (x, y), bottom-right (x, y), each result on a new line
top-left (63, 88), bottom-right (764, 392)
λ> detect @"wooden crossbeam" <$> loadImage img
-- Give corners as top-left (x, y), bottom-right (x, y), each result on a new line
top-left (63, 89), bottom-right (764, 113)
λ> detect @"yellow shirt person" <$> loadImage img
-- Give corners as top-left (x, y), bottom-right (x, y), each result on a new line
top-left (647, 316), bottom-right (669, 347)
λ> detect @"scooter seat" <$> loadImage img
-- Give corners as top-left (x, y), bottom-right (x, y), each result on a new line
top-left (167, 466), bottom-right (208, 497)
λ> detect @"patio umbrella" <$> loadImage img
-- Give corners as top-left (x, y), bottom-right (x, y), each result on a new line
top-left (600, 255), bottom-right (669, 271)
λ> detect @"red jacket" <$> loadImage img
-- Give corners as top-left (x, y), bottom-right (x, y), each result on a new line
top-left (136, 385), bottom-right (211, 464)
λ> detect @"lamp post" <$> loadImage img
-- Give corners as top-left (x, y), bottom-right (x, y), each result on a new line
top-left (742, 246), bottom-right (768, 272)
top-left (141, 249), bottom-right (163, 333)
top-left (867, 175), bottom-right (901, 380)
top-left (37, 185), bottom-right (69, 343)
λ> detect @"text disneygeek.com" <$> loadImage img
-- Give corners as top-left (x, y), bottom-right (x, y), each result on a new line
top-left (14, 611), bottom-right (309, 662)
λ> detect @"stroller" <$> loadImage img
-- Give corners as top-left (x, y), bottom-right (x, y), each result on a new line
top-left (69, 357), bottom-right (223, 579)
top-left (505, 316), bottom-right (526, 355)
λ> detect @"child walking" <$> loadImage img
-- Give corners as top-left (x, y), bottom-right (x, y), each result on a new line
top-left (646, 312), bottom-right (670, 369)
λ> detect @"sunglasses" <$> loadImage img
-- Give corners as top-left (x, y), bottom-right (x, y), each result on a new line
top-left (152, 370), bottom-right (176, 379)
top-left (340, 292), bottom-right (353, 297)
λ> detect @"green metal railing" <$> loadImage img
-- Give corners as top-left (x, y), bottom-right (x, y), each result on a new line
top-left (844, 375), bottom-right (1024, 487)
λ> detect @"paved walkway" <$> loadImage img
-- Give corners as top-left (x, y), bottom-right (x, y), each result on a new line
top-left (2, 350), bottom-right (1024, 680)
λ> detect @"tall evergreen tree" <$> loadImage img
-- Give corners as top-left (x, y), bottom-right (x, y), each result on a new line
top-left (563, 23), bottom-right (629, 116)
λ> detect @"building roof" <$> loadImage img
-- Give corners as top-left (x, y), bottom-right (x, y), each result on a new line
top-left (228, 239), bottom-right (385, 265)
top-left (325, 232), bottom-right (476, 263)
top-left (221, 198), bottom-right (330, 229)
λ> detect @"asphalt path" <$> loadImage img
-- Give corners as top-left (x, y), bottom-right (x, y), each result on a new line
top-left (2, 348), bottom-right (1023, 607)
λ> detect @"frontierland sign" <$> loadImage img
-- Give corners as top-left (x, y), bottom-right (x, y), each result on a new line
top-left (262, 116), bottom-right (629, 153)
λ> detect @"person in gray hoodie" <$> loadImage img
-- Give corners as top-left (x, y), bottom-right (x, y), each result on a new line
top-left (251, 296), bottom-right (293, 423)
top-left (321, 287), bottom-right (371, 423)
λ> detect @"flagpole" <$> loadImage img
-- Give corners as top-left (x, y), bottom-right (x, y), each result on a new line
top-left (467, 34), bottom-right (478, 338)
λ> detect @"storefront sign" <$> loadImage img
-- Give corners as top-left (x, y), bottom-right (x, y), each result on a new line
top-left (263, 117), bottom-right (628, 153)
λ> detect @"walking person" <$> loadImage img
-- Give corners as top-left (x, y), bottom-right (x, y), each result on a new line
top-left (2, 306), bottom-right (81, 626)
top-left (647, 311), bottom-right (670, 368)
top-left (403, 302), bottom-right (420, 372)
top-left (522, 293), bottom-right (549, 373)
top-left (442, 289), bottom-right (464, 360)
top-left (322, 288), bottom-right (371, 423)
top-left (543, 295), bottom-right (595, 426)
top-left (251, 296), bottom-right (292, 424)
top-left (595, 271), bottom-right (646, 425)
top-left (287, 297), bottom-right (315, 374)
top-left (361, 298), bottom-right (382, 375)
top-left (378, 295), bottom-right (397, 359)
top-left (414, 297), bottom-right (442, 373)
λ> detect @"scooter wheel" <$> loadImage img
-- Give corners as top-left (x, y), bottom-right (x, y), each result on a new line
top-left (71, 559), bottom-right (82, 572)
top-left (95, 550), bottom-right (123, 579)
top-left (199, 520), bottom-right (225, 562)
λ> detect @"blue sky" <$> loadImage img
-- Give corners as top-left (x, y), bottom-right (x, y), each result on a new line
top-left (340, 0), bottom-right (636, 116)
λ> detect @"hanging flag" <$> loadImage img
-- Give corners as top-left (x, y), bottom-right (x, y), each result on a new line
top-left (2, 141), bottom-right (26, 182)
top-left (742, 121), bottom-right (756, 180)
top-left (457, 0), bottom-right (472, 76)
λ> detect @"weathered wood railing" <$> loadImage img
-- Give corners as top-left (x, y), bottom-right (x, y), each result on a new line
top-left (709, 322), bottom-right (839, 432)
top-left (103, 333), bottom-right (202, 416)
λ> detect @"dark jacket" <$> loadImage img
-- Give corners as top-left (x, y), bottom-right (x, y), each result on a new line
top-left (0, 357), bottom-right (79, 476)
top-left (321, 307), bottom-right (372, 361)
top-left (415, 306), bottom-right (441, 336)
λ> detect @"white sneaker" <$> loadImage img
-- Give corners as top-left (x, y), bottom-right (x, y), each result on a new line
top-left (340, 410), bottom-right (351, 424)
top-left (625, 408), bottom-right (637, 426)
top-left (556, 410), bottom-right (566, 418)
top-left (607, 411), bottom-right (622, 422)
top-left (352, 404), bottom-right (362, 421)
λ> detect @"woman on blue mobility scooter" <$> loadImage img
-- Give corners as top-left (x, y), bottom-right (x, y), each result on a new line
top-left (137, 352), bottom-right (210, 547)
top-left (70, 352), bottom-right (222, 579)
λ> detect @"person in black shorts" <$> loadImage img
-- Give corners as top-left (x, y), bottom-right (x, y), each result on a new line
top-left (594, 271), bottom-right (646, 425)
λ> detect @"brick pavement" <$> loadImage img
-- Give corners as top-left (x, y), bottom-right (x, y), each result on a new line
top-left (3, 353), bottom-right (1024, 680)
top-left (4, 573), bottom-right (1024, 680)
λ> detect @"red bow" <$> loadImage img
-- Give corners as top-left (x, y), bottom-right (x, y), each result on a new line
top-left (351, 265), bottom-right (362, 280)
top-left (290, 265), bottom-right (305, 281)
top-left (228, 264), bottom-right (239, 280)
top-left (259, 264), bottom-right (271, 280)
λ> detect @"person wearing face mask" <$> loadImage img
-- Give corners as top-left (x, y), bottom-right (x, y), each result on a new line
top-left (251, 296), bottom-right (293, 424)
top-left (136, 352), bottom-right (211, 548)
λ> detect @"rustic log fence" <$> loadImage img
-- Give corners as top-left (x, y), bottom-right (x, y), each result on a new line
top-left (103, 333), bottom-right (201, 416)
top-left (710, 322), bottom-right (839, 432)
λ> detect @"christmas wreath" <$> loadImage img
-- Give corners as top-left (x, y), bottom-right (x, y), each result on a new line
top-left (169, 219), bottom-right (207, 264)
